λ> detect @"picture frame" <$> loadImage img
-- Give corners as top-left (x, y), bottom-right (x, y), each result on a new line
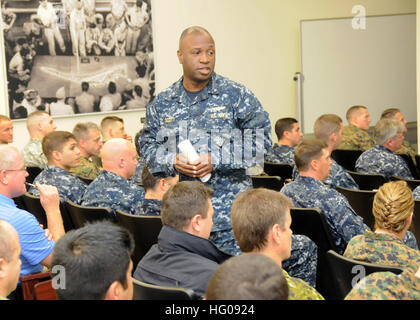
top-left (1, 0), bottom-right (154, 120)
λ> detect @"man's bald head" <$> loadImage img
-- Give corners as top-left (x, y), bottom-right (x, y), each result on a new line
top-left (101, 138), bottom-right (138, 179)
top-left (0, 220), bottom-right (19, 262)
top-left (179, 26), bottom-right (214, 50)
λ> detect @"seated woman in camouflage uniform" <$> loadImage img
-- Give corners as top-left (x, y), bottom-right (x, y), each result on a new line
top-left (344, 180), bottom-right (420, 272)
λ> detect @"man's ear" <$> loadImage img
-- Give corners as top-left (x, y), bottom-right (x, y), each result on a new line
top-left (177, 49), bottom-right (183, 65)
top-left (270, 224), bottom-right (282, 245)
top-left (104, 281), bottom-right (121, 300)
top-left (51, 150), bottom-right (62, 163)
top-left (190, 214), bottom-right (201, 233)
top-left (0, 258), bottom-right (6, 279)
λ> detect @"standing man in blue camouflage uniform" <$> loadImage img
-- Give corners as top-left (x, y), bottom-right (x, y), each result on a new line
top-left (29, 131), bottom-right (87, 204)
top-left (355, 118), bottom-right (414, 180)
top-left (265, 117), bottom-right (303, 166)
top-left (139, 26), bottom-right (272, 255)
top-left (81, 138), bottom-right (145, 215)
top-left (313, 114), bottom-right (359, 190)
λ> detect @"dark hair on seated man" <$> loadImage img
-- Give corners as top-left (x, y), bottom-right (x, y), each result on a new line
top-left (51, 221), bottom-right (135, 300)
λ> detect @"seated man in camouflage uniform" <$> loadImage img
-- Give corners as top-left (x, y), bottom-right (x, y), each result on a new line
top-left (281, 139), bottom-right (417, 254)
top-left (29, 131), bottom-right (87, 204)
top-left (338, 105), bottom-right (374, 150)
top-left (313, 114), bottom-right (359, 190)
top-left (22, 111), bottom-right (57, 169)
top-left (231, 188), bottom-right (323, 299)
top-left (80, 138), bottom-right (144, 215)
top-left (265, 117), bottom-right (303, 166)
top-left (137, 166), bottom-right (178, 216)
top-left (345, 266), bottom-right (420, 300)
top-left (100, 116), bottom-right (132, 143)
top-left (281, 139), bottom-right (369, 255)
top-left (355, 119), bottom-right (414, 180)
top-left (69, 122), bottom-right (103, 180)
top-left (380, 108), bottom-right (417, 163)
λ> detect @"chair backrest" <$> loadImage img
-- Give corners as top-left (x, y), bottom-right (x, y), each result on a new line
top-left (391, 176), bottom-right (420, 191)
top-left (34, 280), bottom-right (57, 300)
top-left (415, 155), bottom-right (420, 176)
top-left (336, 186), bottom-right (376, 230)
top-left (331, 149), bottom-right (363, 171)
top-left (19, 271), bottom-right (52, 300)
top-left (22, 193), bottom-right (75, 232)
top-left (347, 170), bottom-right (387, 191)
top-left (116, 210), bottom-right (163, 270)
top-left (290, 207), bottom-right (338, 299)
top-left (65, 200), bottom-right (115, 229)
top-left (398, 153), bottom-right (419, 180)
top-left (251, 175), bottom-right (283, 191)
top-left (132, 278), bottom-right (196, 300)
top-left (22, 192), bottom-right (48, 227)
top-left (326, 250), bottom-right (404, 300)
top-left (26, 167), bottom-right (42, 184)
top-left (263, 162), bottom-right (294, 180)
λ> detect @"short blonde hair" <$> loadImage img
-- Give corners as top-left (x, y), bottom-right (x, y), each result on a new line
top-left (314, 114), bottom-right (342, 142)
top-left (372, 181), bottom-right (413, 233)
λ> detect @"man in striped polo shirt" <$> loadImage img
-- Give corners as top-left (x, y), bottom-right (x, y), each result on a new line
top-left (0, 145), bottom-right (65, 294)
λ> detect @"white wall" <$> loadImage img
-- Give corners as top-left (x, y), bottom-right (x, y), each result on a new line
top-left (0, 0), bottom-right (416, 151)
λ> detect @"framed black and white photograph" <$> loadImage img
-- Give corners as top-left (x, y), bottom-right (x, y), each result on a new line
top-left (1, 0), bottom-right (154, 120)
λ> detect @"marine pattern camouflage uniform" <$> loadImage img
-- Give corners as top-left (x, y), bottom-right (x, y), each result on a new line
top-left (355, 144), bottom-right (414, 180)
top-left (22, 138), bottom-right (48, 169)
top-left (345, 268), bottom-right (420, 300)
top-left (69, 156), bottom-right (103, 180)
top-left (264, 144), bottom-right (295, 165)
top-left (344, 230), bottom-right (420, 272)
top-left (81, 170), bottom-right (145, 215)
top-left (29, 165), bottom-right (87, 203)
top-left (139, 73), bottom-right (272, 255)
top-left (338, 125), bottom-right (375, 150)
top-left (280, 175), bottom-right (369, 254)
top-left (283, 269), bottom-right (324, 300)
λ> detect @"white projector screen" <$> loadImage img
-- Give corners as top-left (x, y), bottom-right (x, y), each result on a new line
top-left (300, 14), bottom-right (416, 134)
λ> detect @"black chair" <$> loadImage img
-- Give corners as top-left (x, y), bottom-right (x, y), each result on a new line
top-left (22, 192), bottom-right (47, 227)
top-left (26, 167), bottom-right (42, 184)
top-left (398, 153), bottom-right (419, 180)
top-left (415, 155), bottom-right (420, 175)
top-left (251, 176), bottom-right (283, 191)
top-left (347, 170), bottom-right (387, 191)
top-left (331, 149), bottom-right (363, 171)
top-left (326, 250), bottom-right (404, 300)
top-left (390, 176), bottom-right (420, 191)
top-left (290, 208), bottom-right (338, 300)
top-left (132, 278), bottom-right (197, 300)
top-left (116, 210), bottom-right (163, 270)
top-left (65, 200), bottom-right (115, 229)
top-left (336, 186), bottom-right (376, 230)
top-left (22, 193), bottom-right (75, 232)
top-left (263, 162), bottom-right (293, 180)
